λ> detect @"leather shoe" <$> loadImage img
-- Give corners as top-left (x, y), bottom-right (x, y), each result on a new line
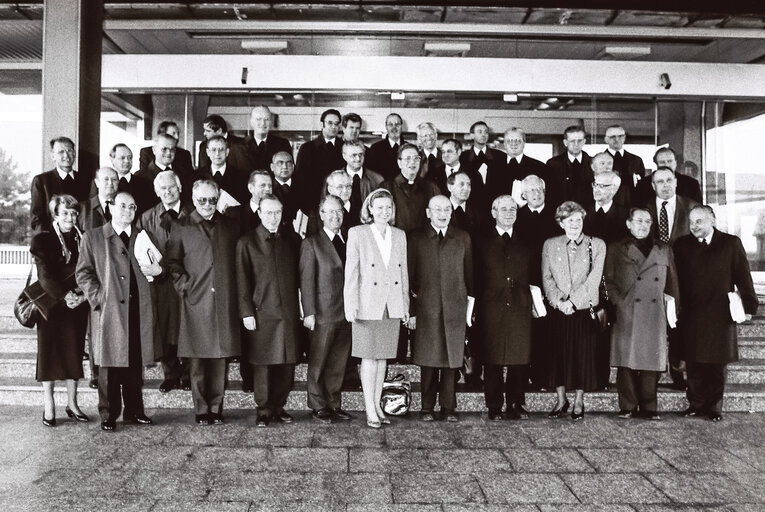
top-left (618, 409), bottom-right (635, 419)
top-left (487, 409), bottom-right (503, 421)
top-left (242, 384), bottom-right (254, 393)
top-left (209, 413), bottom-right (225, 425)
top-left (124, 414), bottom-right (153, 425)
top-left (42, 413), bottom-right (56, 427)
top-left (511, 404), bottom-right (530, 420)
top-left (88, 378), bottom-right (98, 389)
top-left (159, 378), bottom-right (179, 393)
top-left (420, 411), bottom-right (435, 422)
top-left (101, 418), bottom-right (116, 431)
top-left (331, 408), bottom-right (352, 421)
top-left (443, 410), bottom-right (459, 422)
top-left (181, 379), bottom-right (191, 391)
top-left (195, 414), bottom-right (211, 425)
top-left (366, 419), bottom-right (382, 429)
top-left (274, 410), bottom-right (293, 423)
top-left (256, 414), bottom-right (270, 427)
top-left (571, 403), bottom-right (585, 421)
top-left (642, 411), bottom-right (661, 421)
top-left (548, 400), bottom-right (570, 418)
top-left (65, 406), bottom-right (90, 422)
top-left (708, 412), bottom-right (723, 422)
top-left (312, 408), bottom-right (332, 424)
top-left (682, 407), bottom-right (702, 417)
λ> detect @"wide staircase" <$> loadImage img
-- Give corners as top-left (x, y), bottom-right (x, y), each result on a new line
top-left (1, 298), bottom-right (764, 413)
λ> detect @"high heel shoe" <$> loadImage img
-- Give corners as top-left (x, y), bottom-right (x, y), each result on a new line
top-left (367, 419), bottom-right (382, 429)
top-left (66, 406), bottom-right (90, 423)
top-left (548, 399), bottom-right (570, 418)
top-left (376, 412), bottom-right (391, 425)
top-left (42, 413), bottom-right (56, 427)
top-left (572, 403), bottom-right (585, 421)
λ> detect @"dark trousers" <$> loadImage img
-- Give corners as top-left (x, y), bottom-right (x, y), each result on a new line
top-left (484, 364), bottom-right (527, 411)
top-left (616, 367), bottom-right (660, 413)
top-left (420, 366), bottom-right (457, 411)
top-left (160, 344), bottom-right (187, 383)
top-left (667, 328), bottom-right (686, 386)
top-left (188, 357), bottom-right (226, 415)
top-left (307, 320), bottom-right (351, 411)
top-left (686, 361), bottom-right (726, 414)
top-left (238, 330), bottom-right (253, 390)
top-left (395, 326), bottom-right (412, 363)
top-left (98, 365), bottom-right (144, 421)
top-left (596, 329), bottom-right (612, 389)
top-left (253, 363), bottom-right (295, 416)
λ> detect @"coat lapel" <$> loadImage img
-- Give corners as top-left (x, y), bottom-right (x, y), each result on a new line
top-left (318, 229), bottom-right (342, 267)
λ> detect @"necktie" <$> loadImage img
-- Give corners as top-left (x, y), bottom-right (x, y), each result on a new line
top-left (350, 174), bottom-right (362, 219)
top-left (62, 173), bottom-right (75, 195)
top-left (427, 154), bottom-right (436, 169)
top-left (281, 183), bottom-right (290, 196)
top-left (267, 232), bottom-right (279, 241)
top-left (438, 230), bottom-right (444, 241)
top-left (258, 140), bottom-right (265, 150)
top-left (392, 143), bottom-right (399, 155)
top-left (447, 167), bottom-right (454, 176)
top-left (167, 209), bottom-right (179, 219)
top-left (332, 234), bottom-right (346, 262)
top-left (104, 202), bottom-right (112, 222)
top-left (119, 231), bottom-right (130, 248)
top-left (327, 140), bottom-right (334, 149)
top-left (659, 200), bottom-right (669, 243)
top-left (477, 150), bottom-right (486, 163)
top-left (118, 177), bottom-right (129, 192)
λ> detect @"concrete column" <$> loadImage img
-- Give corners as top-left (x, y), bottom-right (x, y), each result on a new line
top-left (149, 94), bottom-right (202, 164)
top-left (657, 100), bottom-right (702, 166)
top-left (41, 0), bottom-right (103, 175)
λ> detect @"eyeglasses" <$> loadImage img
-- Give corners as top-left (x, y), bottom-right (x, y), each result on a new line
top-left (115, 203), bottom-right (137, 211)
top-left (58, 210), bottom-right (79, 218)
top-left (401, 156), bottom-right (421, 163)
top-left (606, 134), bottom-right (626, 139)
top-left (592, 182), bottom-right (614, 189)
top-left (321, 208), bottom-right (344, 216)
top-left (330, 184), bottom-right (354, 190)
top-left (194, 197), bottom-right (218, 205)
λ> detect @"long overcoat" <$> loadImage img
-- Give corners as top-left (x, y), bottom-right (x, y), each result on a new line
top-left (408, 225), bottom-right (474, 368)
top-left (674, 229), bottom-right (757, 364)
top-left (75, 223), bottom-right (160, 367)
top-left (164, 210), bottom-right (241, 358)
top-left (604, 238), bottom-right (679, 371)
top-left (236, 224), bottom-right (302, 365)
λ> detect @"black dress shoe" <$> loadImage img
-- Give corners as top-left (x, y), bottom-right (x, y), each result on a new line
top-left (181, 379), bottom-right (191, 391)
top-left (101, 418), bottom-right (116, 431)
top-left (159, 378), bottom-right (179, 393)
top-left (420, 411), bottom-right (435, 422)
top-left (571, 403), bottom-right (585, 421)
top-left (124, 414), bottom-right (153, 425)
top-left (195, 414), bottom-right (211, 425)
top-left (618, 409), bottom-right (635, 419)
top-left (42, 413), bottom-right (56, 427)
top-left (548, 400), bottom-right (570, 418)
top-left (641, 411), bottom-right (661, 421)
top-left (331, 408), bottom-right (352, 421)
top-left (487, 409), bottom-right (503, 421)
top-left (708, 412), bottom-right (723, 422)
top-left (312, 409), bottom-right (332, 423)
top-left (442, 410), bottom-right (459, 422)
top-left (682, 407), bottom-right (702, 417)
top-left (511, 404), bottom-right (530, 420)
top-left (242, 384), bottom-right (254, 394)
top-left (88, 379), bottom-right (98, 389)
top-left (274, 410), bottom-right (293, 423)
top-left (209, 413), bottom-right (225, 424)
top-left (505, 406), bottom-right (521, 420)
top-left (65, 407), bottom-right (90, 422)
top-left (256, 414), bottom-right (270, 427)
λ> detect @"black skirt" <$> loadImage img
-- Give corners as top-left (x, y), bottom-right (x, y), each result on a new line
top-left (36, 302), bottom-right (88, 382)
top-left (546, 308), bottom-right (599, 392)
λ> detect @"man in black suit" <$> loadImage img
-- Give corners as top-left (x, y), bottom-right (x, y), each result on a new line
top-left (79, 167), bottom-right (118, 234)
top-left (339, 140), bottom-right (384, 223)
top-left (417, 122), bottom-right (443, 180)
top-left (604, 125), bottom-right (646, 205)
top-left (197, 114), bottom-right (253, 172)
top-left (138, 120), bottom-right (194, 177)
top-left (271, 151), bottom-right (303, 230)
top-left (306, 170), bottom-right (357, 238)
top-left (448, 171), bottom-right (480, 236)
top-left (545, 125), bottom-right (591, 210)
top-left (634, 147), bottom-right (703, 206)
top-left (294, 108), bottom-right (345, 213)
top-left (99, 144), bottom-right (157, 215)
top-left (675, 205), bottom-right (757, 421)
top-left (426, 139), bottom-right (462, 196)
top-left (195, 135), bottom-right (249, 206)
top-left (341, 112), bottom-right (363, 144)
top-left (31, 136), bottom-right (93, 232)
top-left (502, 127), bottom-right (547, 203)
top-left (366, 113), bottom-right (406, 181)
top-left (245, 105), bottom-right (293, 171)
top-left (137, 133), bottom-right (195, 204)
top-left (136, 170), bottom-right (193, 394)
top-left (460, 121), bottom-right (505, 220)
top-left (300, 194), bottom-right (354, 423)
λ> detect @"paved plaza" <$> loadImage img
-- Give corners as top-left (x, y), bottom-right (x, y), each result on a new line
top-left (0, 405), bottom-right (763, 511)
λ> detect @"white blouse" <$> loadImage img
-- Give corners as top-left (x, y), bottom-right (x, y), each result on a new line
top-left (369, 223), bottom-right (392, 268)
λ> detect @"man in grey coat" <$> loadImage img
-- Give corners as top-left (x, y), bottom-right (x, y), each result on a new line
top-left (76, 192), bottom-right (162, 431)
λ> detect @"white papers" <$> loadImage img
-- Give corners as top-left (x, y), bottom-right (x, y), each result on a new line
top-left (216, 189), bottom-right (240, 213)
top-left (664, 294), bottom-right (677, 328)
top-left (134, 230), bottom-right (162, 282)
top-left (466, 296), bottom-right (475, 327)
top-left (530, 285), bottom-right (547, 318)
top-left (511, 180), bottom-right (527, 207)
top-left (294, 210), bottom-right (308, 238)
top-left (729, 290), bottom-right (746, 323)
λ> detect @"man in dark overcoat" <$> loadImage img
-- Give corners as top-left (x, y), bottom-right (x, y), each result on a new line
top-left (76, 192), bottom-right (161, 431)
top-left (674, 205), bottom-right (757, 421)
top-left (236, 195), bottom-right (302, 427)
top-left (165, 180), bottom-right (241, 425)
top-left (544, 125), bottom-right (591, 209)
top-left (476, 195), bottom-right (534, 421)
top-left (408, 195), bottom-right (474, 422)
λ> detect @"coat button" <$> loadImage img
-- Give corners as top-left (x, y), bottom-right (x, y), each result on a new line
top-left (655, 277), bottom-right (659, 281)
top-left (652, 299), bottom-right (657, 303)
top-left (637, 277), bottom-right (642, 281)
top-left (371, 263), bottom-right (375, 267)
top-left (374, 282), bottom-right (377, 286)
top-left (211, 287), bottom-right (215, 293)
top-left (120, 300), bottom-right (125, 304)
top-left (635, 298), bottom-right (641, 302)
top-left (394, 281), bottom-right (398, 285)
top-left (120, 276), bottom-right (125, 280)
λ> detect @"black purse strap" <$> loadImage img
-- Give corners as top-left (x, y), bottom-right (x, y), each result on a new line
top-left (587, 239), bottom-right (609, 302)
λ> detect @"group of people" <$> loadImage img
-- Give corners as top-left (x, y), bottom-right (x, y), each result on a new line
top-left (29, 106), bottom-right (757, 431)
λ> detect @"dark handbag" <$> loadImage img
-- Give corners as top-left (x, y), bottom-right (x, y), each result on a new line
top-left (13, 265), bottom-right (59, 328)
top-left (587, 240), bottom-right (615, 333)
top-left (380, 373), bottom-right (411, 416)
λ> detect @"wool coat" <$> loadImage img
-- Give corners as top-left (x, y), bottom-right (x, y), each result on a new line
top-left (408, 225), bottom-right (474, 368)
top-left (300, 229), bottom-right (346, 324)
top-left (164, 210), bottom-right (241, 359)
top-left (75, 223), bottom-right (160, 367)
top-left (604, 237), bottom-right (679, 371)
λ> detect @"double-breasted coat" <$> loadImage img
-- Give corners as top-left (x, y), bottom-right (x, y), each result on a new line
top-left (300, 229), bottom-right (346, 325)
top-left (674, 229), bottom-right (757, 364)
top-left (75, 223), bottom-right (160, 367)
top-left (164, 210), bottom-right (241, 359)
top-left (476, 230), bottom-right (534, 365)
top-left (604, 238), bottom-right (679, 371)
top-left (408, 225), bottom-right (474, 368)
top-left (236, 224), bottom-right (302, 365)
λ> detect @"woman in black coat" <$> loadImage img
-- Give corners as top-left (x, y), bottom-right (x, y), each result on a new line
top-left (31, 194), bottom-right (89, 426)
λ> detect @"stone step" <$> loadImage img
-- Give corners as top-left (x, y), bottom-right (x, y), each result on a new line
top-left (1, 376), bottom-right (764, 413)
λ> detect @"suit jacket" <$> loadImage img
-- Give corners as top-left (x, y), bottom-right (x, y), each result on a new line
top-left (244, 133), bottom-right (292, 171)
top-left (635, 172), bottom-right (703, 206)
top-left (542, 234), bottom-right (606, 310)
top-left (165, 210), bottom-right (241, 358)
top-left (139, 145), bottom-right (193, 176)
top-left (381, 174), bottom-right (440, 233)
top-left (197, 133), bottom-right (254, 173)
top-left (344, 224), bottom-right (409, 320)
top-left (88, 173), bottom-right (157, 216)
top-left (583, 200), bottom-right (629, 244)
top-left (497, 154), bottom-right (548, 202)
top-left (135, 160), bottom-right (195, 204)
top-left (78, 196), bottom-right (110, 234)
top-left (408, 225), bottom-right (473, 368)
top-left (366, 138), bottom-right (405, 181)
top-left (449, 202), bottom-right (482, 239)
top-left (545, 152), bottom-right (592, 210)
top-left (75, 223), bottom-right (160, 367)
top-left (236, 224), bottom-right (301, 365)
top-left (294, 135), bottom-right (345, 212)
top-left (225, 203), bottom-right (262, 236)
top-left (514, 204), bottom-right (562, 285)
top-left (610, 150), bottom-right (646, 206)
top-left (605, 237), bottom-right (679, 371)
top-left (300, 229), bottom-right (346, 324)
top-left (674, 229), bottom-right (757, 364)
top-left (460, 147), bottom-right (506, 218)
top-left (195, 163), bottom-right (250, 206)
top-left (419, 149), bottom-right (444, 181)
top-left (475, 230), bottom-right (533, 365)
top-left (646, 195), bottom-right (699, 245)
top-left (31, 169), bottom-right (93, 231)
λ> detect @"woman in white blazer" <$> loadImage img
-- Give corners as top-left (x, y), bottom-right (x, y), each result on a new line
top-left (344, 188), bottom-right (409, 428)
